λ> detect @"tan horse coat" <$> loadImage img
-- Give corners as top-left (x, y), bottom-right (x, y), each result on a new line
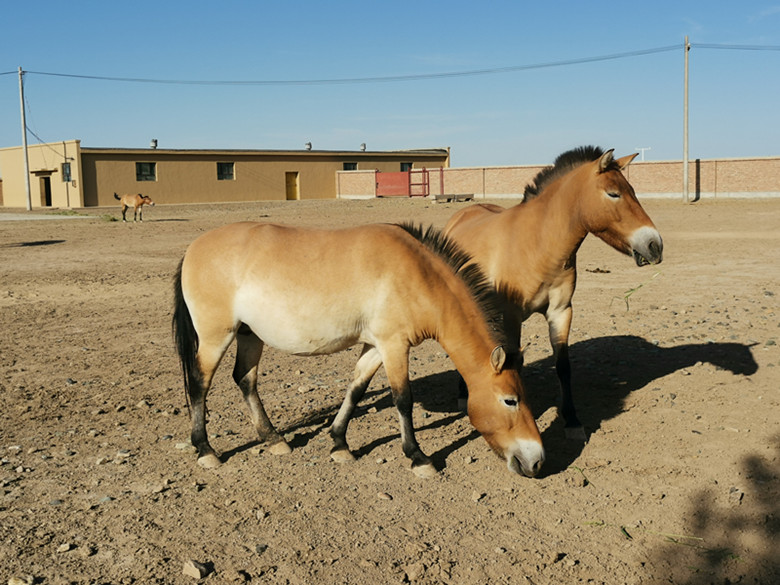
top-left (445, 147), bottom-right (663, 438)
top-left (114, 192), bottom-right (154, 222)
top-left (173, 222), bottom-right (544, 477)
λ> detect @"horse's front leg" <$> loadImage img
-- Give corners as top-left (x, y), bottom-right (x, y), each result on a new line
top-left (329, 344), bottom-right (383, 462)
top-left (233, 326), bottom-right (291, 455)
top-left (548, 305), bottom-right (585, 440)
top-left (384, 346), bottom-right (436, 478)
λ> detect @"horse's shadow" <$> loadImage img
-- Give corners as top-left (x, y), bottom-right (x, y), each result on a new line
top-left (1, 239), bottom-right (66, 248)
top-left (224, 336), bottom-right (758, 475)
top-left (525, 335), bottom-right (758, 474)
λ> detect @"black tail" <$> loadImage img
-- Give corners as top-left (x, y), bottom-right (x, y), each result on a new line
top-left (172, 259), bottom-right (199, 409)
top-left (114, 192), bottom-right (120, 201)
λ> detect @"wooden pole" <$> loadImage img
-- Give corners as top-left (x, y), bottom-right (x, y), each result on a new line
top-left (683, 37), bottom-right (691, 203)
top-left (18, 67), bottom-right (32, 211)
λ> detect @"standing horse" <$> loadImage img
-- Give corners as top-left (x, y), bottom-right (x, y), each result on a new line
top-left (114, 192), bottom-right (155, 222)
top-left (444, 146), bottom-right (663, 439)
top-left (172, 222), bottom-right (544, 478)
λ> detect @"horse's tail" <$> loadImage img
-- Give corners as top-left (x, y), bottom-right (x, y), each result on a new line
top-left (114, 192), bottom-right (120, 201)
top-left (172, 258), bottom-right (198, 409)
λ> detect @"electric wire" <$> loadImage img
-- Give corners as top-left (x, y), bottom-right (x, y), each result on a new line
top-left (23, 45), bottom-right (682, 86)
top-left (7, 42), bottom-right (779, 88)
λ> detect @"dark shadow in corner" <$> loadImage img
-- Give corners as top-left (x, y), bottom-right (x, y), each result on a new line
top-left (650, 435), bottom-right (780, 583)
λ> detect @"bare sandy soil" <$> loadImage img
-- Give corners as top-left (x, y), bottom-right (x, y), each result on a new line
top-left (0, 197), bottom-right (778, 585)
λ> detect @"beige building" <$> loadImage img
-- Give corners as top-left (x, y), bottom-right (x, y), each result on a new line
top-left (0, 140), bottom-right (450, 208)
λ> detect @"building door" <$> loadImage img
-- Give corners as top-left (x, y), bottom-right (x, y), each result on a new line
top-left (285, 172), bottom-right (300, 200)
top-left (40, 176), bottom-right (52, 207)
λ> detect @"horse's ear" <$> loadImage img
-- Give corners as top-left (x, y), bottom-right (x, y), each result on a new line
top-left (490, 346), bottom-right (507, 373)
top-left (615, 152), bottom-right (639, 170)
top-left (598, 149), bottom-right (615, 172)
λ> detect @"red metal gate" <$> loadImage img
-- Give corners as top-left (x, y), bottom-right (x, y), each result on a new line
top-left (375, 170), bottom-right (429, 197)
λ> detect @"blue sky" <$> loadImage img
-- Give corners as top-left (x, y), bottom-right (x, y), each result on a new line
top-left (1, 1), bottom-right (779, 168)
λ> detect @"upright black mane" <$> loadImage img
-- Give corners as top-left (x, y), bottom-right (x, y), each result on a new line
top-left (395, 222), bottom-right (506, 346)
top-left (524, 145), bottom-right (613, 201)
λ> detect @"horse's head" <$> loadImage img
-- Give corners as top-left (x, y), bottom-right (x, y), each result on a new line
top-left (577, 149), bottom-right (663, 267)
top-left (141, 195), bottom-right (155, 207)
top-left (466, 346), bottom-right (545, 477)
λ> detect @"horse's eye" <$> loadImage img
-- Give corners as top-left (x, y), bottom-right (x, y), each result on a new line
top-left (502, 398), bottom-right (518, 408)
top-left (607, 191), bottom-right (620, 199)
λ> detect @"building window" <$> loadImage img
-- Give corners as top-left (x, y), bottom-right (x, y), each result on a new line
top-left (343, 162), bottom-right (358, 171)
top-left (136, 162), bottom-right (157, 181)
top-left (400, 162), bottom-right (413, 172)
top-left (62, 162), bottom-right (72, 182)
top-left (217, 162), bottom-right (235, 180)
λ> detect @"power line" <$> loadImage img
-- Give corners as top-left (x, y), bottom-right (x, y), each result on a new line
top-left (24, 44), bottom-right (682, 87)
top-left (8, 43), bottom-right (779, 88)
top-left (693, 43), bottom-right (780, 51)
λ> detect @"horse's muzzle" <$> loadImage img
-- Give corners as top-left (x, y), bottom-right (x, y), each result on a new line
top-left (506, 440), bottom-right (545, 477)
top-left (631, 228), bottom-right (663, 267)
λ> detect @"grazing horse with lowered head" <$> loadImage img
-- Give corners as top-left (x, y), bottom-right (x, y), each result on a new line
top-left (114, 192), bottom-right (154, 222)
top-left (444, 146), bottom-right (663, 439)
top-left (172, 222), bottom-right (544, 478)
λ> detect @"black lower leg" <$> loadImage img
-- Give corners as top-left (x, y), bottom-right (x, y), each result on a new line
top-left (189, 386), bottom-right (217, 459)
top-left (330, 382), bottom-right (369, 454)
top-left (556, 345), bottom-right (581, 429)
top-left (394, 388), bottom-right (431, 469)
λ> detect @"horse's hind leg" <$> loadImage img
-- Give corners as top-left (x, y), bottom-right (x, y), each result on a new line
top-left (121, 205), bottom-right (128, 222)
top-left (190, 340), bottom-right (232, 468)
top-left (233, 325), bottom-right (290, 455)
top-left (329, 344), bottom-right (383, 462)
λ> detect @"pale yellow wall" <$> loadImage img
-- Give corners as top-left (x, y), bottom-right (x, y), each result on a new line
top-left (0, 140), bottom-right (83, 208)
top-left (81, 149), bottom-right (449, 206)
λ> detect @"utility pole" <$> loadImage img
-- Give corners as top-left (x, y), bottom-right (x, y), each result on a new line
top-left (683, 37), bottom-right (691, 203)
top-left (18, 67), bottom-right (32, 211)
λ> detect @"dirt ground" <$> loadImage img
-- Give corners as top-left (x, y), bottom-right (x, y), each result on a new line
top-left (0, 197), bottom-right (777, 585)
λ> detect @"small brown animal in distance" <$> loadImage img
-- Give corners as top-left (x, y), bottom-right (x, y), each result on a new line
top-left (114, 192), bottom-right (155, 222)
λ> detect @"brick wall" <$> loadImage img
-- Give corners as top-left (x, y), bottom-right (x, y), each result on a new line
top-left (338, 156), bottom-right (780, 200)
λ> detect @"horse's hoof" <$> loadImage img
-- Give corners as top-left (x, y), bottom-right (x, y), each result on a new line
top-left (330, 449), bottom-right (356, 463)
top-left (268, 441), bottom-right (292, 455)
top-left (412, 463), bottom-right (438, 479)
top-left (197, 454), bottom-right (222, 469)
top-left (564, 426), bottom-right (587, 441)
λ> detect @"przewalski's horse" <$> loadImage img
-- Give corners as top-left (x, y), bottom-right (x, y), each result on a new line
top-left (114, 192), bottom-right (155, 222)
top-left (172, 222), bottom-right (544, 478)
top-left (444, 146), bottom-right (663, 440)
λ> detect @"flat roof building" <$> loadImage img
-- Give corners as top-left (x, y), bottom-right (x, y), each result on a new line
top-left (0, 140), bottom-right (450, 208)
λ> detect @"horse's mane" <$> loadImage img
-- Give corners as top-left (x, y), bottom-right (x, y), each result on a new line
top-left (524, 145), bottom-right (618, 201)
top-left (396, 222), bottom-right (506, 346)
